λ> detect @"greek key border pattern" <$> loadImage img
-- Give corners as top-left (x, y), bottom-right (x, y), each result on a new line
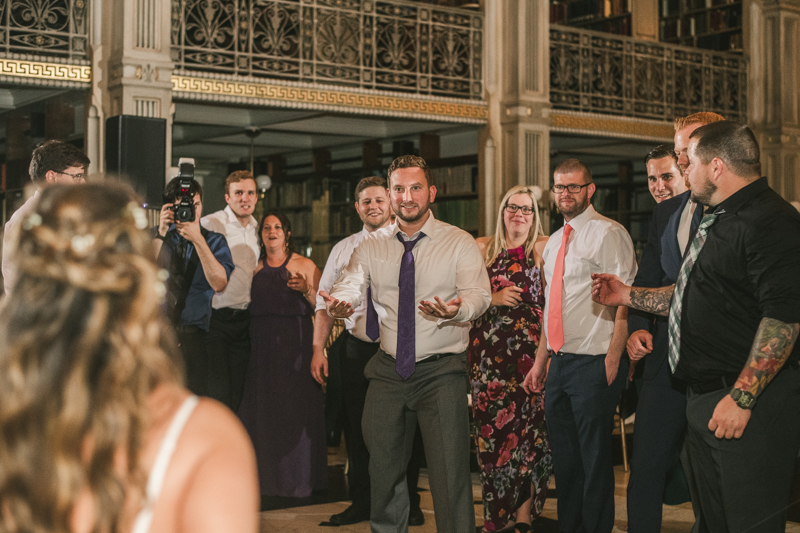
top-left (551, 111), bottom-right (674, 141)
top-left (0, 58), bottom-right (90, 83)
top-left (171, 75), bottom-right (488, 123)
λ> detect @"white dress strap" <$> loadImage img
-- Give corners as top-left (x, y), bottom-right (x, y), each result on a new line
top-left (130, 395), bottom-right (199, 533)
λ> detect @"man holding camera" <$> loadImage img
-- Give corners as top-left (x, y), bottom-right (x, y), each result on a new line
top-left (200, 170), bottom-right (260, 412)
top-left (154, 173), bottom-right (234, 397)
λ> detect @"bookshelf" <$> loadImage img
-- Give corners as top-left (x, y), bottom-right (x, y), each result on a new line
top-left (551, 0), bottom-right (632, 36)
top-left (659, 0), bottom-right (743, 52)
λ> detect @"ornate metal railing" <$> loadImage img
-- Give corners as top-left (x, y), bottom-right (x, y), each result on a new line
top-left (171, 0), bottom-right (482, 99)
top-left (550, 25), bottom-right (747, 122)
top-left (0, 0), bottom-right (88, 60)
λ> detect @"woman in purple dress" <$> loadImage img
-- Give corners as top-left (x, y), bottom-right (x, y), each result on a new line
top-left (469, 185), bottom-right (553, 533)
top-left (239, 211), bottom-right (326, 498)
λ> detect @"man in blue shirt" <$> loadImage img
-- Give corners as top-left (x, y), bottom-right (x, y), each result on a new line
top-left (154, 177), bottom-right (234, 396)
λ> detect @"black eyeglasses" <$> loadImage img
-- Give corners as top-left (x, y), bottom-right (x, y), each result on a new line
top-left (505, 204), bottom-right (534, 215)
top-left (56, 170), bottom-right (86, 182)
top-left (551, 183), bottom-right (591, 194)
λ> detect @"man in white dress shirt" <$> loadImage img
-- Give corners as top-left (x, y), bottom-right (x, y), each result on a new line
top-left (312, 176), bottom-right (425, 526)
top-left (200, 170), bottom-right (260, 411)
top-left (321, 155), bottom-right (491, 533)
top-left (524, 158), bottom-right (637, 533)
top-left (2, 140), bottom-right (89, 296)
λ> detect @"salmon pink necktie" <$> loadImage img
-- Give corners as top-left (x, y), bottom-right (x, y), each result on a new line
top-left (547, 224), bottom-right (573, 354)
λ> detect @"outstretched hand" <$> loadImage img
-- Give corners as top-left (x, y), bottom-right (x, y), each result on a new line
top-left (319, 290), bottom-right (354, 319)
top-left (590, 273), bottom-right (631, 307)
top-left (419, 296), bottom-right (462, 320)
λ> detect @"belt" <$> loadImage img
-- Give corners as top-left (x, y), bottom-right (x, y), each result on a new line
top-left (417, 352), bottom-right (459, 365)
top-left (212, 307), bottom-right (249, 319)
top-left (382, 351), bottom-right (459, 365)
top-left (689, 360), bottom-right (800, 394)
top-left (688, 373), bottom-right (740, 394)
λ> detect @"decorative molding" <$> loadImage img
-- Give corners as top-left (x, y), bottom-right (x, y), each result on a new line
top-left (0, 58), bottom-right (91, 85)
top-left (170, 0), bottom-right (482, 100)
top-left (171, 73), bottom-right (488, 123)
top-left (551, 110), bottom-right (674, 141)
top-left (550, 24), bottom-right (748, 123)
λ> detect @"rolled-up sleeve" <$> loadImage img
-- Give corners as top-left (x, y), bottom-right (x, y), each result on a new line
top-left (329, 241), bottom-right (369, 311)
top-left (443, 237), bottom-right (491, 324)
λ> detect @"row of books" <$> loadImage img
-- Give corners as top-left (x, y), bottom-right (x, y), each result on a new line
top-left (431, 198), bottom-right (479, 233)
top-left (430, 164), bottom-right (477, 196)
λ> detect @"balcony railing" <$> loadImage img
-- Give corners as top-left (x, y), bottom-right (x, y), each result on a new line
top-left (170, 0), bottom-right (482, 100)
top-left (0, 0), bottom-right (88, 60)
top-left (550, 25), bottom-right (747, 123)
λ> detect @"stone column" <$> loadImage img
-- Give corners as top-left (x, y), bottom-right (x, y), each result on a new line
top-left (481, 0), bottom-right (552, 235)
top-left (87, 0), bottom-right (174, 179)
top-left (747, 0), bottom-right (800, 201)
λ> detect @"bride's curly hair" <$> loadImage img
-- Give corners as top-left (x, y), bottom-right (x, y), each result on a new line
top-left (0, 183), bottom-right (182, 533)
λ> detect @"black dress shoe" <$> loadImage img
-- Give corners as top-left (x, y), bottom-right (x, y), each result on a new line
top-left (408, 506), bottom-right (425, 526)
top-left (329, 505), bottom-right (370, 525)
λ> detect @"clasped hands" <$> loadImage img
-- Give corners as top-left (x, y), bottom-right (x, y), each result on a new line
top-left (319, 291), bottom-right (462, 320)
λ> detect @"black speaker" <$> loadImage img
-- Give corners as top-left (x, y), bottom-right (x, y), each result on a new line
top-left (105, 115), bottom-right (167, 208)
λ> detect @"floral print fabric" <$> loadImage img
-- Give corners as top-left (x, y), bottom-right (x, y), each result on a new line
top-left (469, 246), bottom-right (552, 531)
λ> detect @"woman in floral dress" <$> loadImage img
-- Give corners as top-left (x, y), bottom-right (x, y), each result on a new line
top-left (470, 185), bottom-right (552, 533)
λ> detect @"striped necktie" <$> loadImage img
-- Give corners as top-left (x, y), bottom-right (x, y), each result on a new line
top-left (667, 209), bottom-right (724, 372)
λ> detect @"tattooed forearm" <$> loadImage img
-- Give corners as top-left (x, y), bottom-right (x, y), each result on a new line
top-left (629, 285), bottom-right (675, 316)
top-left (735, 318), bottom-right (800, 398)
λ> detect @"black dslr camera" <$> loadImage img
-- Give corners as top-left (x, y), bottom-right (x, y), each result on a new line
top-left (173, 158), bottom-right (196, 223)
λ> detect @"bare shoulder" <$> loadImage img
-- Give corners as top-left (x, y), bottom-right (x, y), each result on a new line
top-left (291, 254), bottom-right (320, 276)
top-left (475, 236), bottom-right (490, 252)
top-left (171, 398), bottom-right (259, 533)
top-left (533, 236), bottom-right (549, 268)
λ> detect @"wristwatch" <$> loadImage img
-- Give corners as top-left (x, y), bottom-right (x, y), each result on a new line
top-left (730, 388), bottom-right (756, 410)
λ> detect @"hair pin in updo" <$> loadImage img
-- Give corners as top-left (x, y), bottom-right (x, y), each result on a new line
top-left (22, 213), bottom-right (42, 230)
top-left (126, 202), bottom-right (149, 230)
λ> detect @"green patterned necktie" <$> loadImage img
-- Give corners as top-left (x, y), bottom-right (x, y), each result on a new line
top-left (667, 209), bottom-right (724, 373)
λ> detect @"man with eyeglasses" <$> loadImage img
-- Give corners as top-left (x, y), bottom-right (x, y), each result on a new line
top-left (2, 140), bottom-right (90, 296)
top-left (523, 158), bottom-right (637, 533)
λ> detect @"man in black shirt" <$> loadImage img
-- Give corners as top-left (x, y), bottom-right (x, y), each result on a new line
top-left (591, 121), bottom-right (800, 532)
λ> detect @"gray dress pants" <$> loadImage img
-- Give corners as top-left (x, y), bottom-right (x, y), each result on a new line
top-left (362, 349), bottom-right (475, 533)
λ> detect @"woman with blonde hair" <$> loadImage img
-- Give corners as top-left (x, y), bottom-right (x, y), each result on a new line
top-left (469, 185), bottom-right (552, 533)
top-left (0, 183), bottom-right (258, 533)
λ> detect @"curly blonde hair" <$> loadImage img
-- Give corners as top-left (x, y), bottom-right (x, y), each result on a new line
top-left (0, 183), bottom-right (182, 533)
top-left (484, 185), bottom-right (545, 267)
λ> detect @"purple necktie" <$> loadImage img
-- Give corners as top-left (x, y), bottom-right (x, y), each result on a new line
top-left (396, 232), bottom-right (425, 380)
top-left (366, 286), bottom-right (379, 342)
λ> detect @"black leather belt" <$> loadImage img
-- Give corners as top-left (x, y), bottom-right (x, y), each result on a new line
top-left (689, 373), bottom-right (740, 394)
top-left (417, 352), bottom-right (459, 365)
top-left (689, 361), bottom-right (800, 394)
top-left (212, 307), bottom-right (249, 319)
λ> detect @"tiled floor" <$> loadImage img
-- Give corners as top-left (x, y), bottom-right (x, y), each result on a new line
top-left (258, 445), bottom-right (800, 533)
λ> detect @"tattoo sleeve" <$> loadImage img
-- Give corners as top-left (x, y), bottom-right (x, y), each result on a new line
top-left (629, 285), bottom-right (675, 316)
top-left (735, 317), bottom-right (800, 398)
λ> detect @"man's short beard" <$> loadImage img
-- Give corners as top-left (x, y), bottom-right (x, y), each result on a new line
top-left (690, 175), bottom-right (717, 206)
top-left (392, 201), bottom-right (429, 224)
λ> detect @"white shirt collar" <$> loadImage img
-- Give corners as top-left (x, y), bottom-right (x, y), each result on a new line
top-left (223, 205), bottom-right (256, 228)
top-left (564, 204), bottom-right (597, 234)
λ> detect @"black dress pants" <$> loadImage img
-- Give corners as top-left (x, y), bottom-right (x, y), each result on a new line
top-left (685, 364), bottom-right (800, 533)
top-left (177, 325), bottom-right (208, 397)
top-left (206, 307), bottom-right (251, 411)
top-left (627, 356), bottom-right (689, 533)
